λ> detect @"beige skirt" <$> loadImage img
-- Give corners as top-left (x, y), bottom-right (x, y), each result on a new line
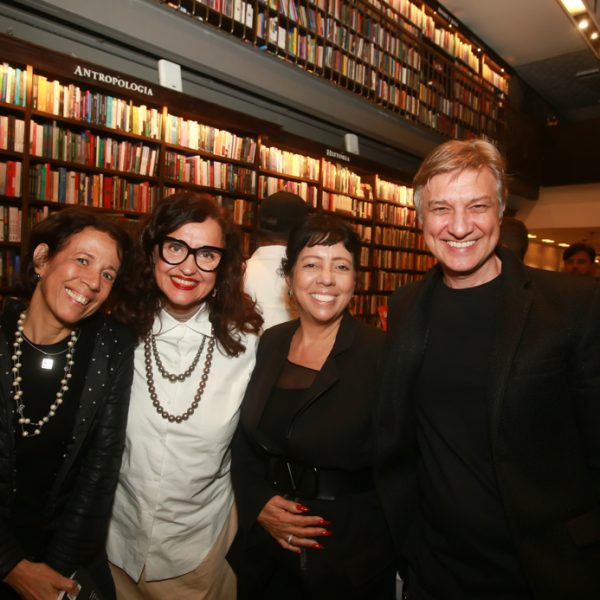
top-left (110, 505), bottom-right (237, 600)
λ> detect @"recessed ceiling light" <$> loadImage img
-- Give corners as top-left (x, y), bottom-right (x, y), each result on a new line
top-left (591, 32), bottom-right (599, 40)
top-left (527, 234), bottom-right (537, 239)
top-left (559, 0), bottom-right (586, 14)
top-left (579, 18), bottom-right (590, 29)
top-left (541, 238), bottom-right (555, 243)
top-left (558, 243), bottom-right (570, 247)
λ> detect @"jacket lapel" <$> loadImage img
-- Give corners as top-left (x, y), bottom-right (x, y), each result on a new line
top-left (378, 269), bottom-right (438, 435)
top-left (289, 312), bottom-right (356, 423)
top-left (487, 248), bottom-right (533, 447)
top-left (243, 321), bottom-right (298, 454)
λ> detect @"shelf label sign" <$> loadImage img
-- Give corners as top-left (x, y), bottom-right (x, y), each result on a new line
top-left (326, 149), bottom-right (350, 163)
top-left (73, 65), bottom-right (154, 96)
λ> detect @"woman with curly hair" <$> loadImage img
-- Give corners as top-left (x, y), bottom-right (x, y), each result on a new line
top-left (107, 192), bottom-right (262, 599)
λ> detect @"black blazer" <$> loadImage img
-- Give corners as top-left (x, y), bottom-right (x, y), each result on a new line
top-left (0, 300), bottom-right (135, 582)
top-left (374, 247), bottom-right (600, 599)
top-left (229, 312), bottom-right (395, 594)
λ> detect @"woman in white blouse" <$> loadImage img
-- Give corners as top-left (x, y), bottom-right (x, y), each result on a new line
top-left (107, 192), bottom-right (262, 599)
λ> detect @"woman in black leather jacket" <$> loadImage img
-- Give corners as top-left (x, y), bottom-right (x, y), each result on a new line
top-left (0, 208), bottom-right (135, 600)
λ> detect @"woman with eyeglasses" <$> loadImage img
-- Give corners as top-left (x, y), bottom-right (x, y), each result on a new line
top-left (107, 192), bottom-right (262, 599)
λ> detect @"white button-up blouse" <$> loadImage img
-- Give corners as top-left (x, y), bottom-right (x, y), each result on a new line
top-left (107, 306), bottom-right (258, 581)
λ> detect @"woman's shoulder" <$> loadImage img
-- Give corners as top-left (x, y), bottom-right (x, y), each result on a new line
top-left (87, 311), bottom-right (136, 350)
top-left (343, 314), bottom-right (385, 347)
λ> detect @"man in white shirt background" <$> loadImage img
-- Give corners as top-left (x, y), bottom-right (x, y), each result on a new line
top-left (244, 191), bottom-right (309, 331)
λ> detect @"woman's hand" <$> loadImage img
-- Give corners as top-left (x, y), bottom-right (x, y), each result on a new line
top-left (257, 495), bottom-right (332, 554)
top-left (3, 559), bottom-right (79, 600)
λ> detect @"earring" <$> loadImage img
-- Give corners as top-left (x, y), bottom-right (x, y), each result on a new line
top-left (212, 288), bottom-right (218, 298)
top-left (34, 273), bottom-right (41, 282)
top-left (288, 288), bottom-right (293, 298)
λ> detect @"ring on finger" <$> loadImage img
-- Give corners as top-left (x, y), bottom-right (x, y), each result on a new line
top-left (287, 534), bottom-right (293, 544)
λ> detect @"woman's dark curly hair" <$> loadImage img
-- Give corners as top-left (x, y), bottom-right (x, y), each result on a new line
top-left (124, 192), bottom-right (262, 355)
top-left (20, 206), bottom-right (134, 317)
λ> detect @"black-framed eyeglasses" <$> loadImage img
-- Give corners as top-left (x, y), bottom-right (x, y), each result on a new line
top-left (158, 236), bottom-right (225, 272)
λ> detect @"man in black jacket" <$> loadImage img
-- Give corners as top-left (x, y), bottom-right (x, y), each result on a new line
top-left (374, 139), bottom-right (600, 600)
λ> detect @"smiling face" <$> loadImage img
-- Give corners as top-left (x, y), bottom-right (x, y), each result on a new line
top-left (287, 242), bottom-right (356, 327)
top-left (153, 218), bottom-right (224, 318)
top-left (31, 227), bottom-right (121, 336)
top-left (421, 167), bottom-right (502, 289)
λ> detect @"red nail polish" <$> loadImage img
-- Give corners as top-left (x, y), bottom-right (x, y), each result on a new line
top-left (313, 542), bottom-right (325, 550)
top-left (321, 530), bottom-right (333, 536)
top-left (296, 504), bottom-right (310, 512)
top-left (318, 519), bottom-right (331, 526)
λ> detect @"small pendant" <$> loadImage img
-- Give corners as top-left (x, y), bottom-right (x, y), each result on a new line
top-left (41, 357), bottom-right (54, 370)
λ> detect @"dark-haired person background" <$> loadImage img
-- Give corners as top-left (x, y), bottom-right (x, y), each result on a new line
top-left (107, 192), bottom-right (262, 599)
top-left (0, 207), bottom-right (135, 600)
top-left (562, 242), bottom-right (596, 277)
top-left (228, 214), bottom-right (396, 599)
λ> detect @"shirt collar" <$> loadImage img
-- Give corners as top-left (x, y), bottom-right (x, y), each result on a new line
top-left (153, 304), bottom-right (213, 337)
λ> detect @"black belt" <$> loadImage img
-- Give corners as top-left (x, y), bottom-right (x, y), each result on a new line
top-left (266, 455), bottom-right (374, 501)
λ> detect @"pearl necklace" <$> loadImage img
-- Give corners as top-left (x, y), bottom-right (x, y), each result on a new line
top-left (12, 312), bottom-right (79, 438)
top-left (149, 332), bottom-right (204, 382)
top-left (143, 332), bottom-right (215, 423)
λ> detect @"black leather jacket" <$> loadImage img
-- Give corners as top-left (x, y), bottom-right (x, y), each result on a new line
top-left (0, 300), bottom-right (135, 580)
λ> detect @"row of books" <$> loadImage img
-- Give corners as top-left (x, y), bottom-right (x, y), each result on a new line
top-left (259, 145), bottom-right (320, 180)
top-left (352, 223), bottom-right (372, 243)
top-left (0, 205), bottom-right (21, 242)
top-left (374, 204), bottom-right (417, 227)
top-left (165, 115), bottom-right (257, 162)
top-left (258, 176), bottom-right (318, 206)
top-left (0, 116), bottom-right (25, 152)
top-left (372, 245), bottom-right (432, 269)
top-left (373, 225), bottom-right (422, 247)
top-left (375, 179), bottom-right (413, 205)
top-left (230, 198), bottom-right (254, 226)
top-left (32, 76), bottom-right (163, 139)
top-left (0, 161), bottom-right (22, 197)
top-left (351, 293), bottom-right (389, 318)
top-left (29, 164), bottom-right (158, 212)
top-left (322, 161), bottom-right (364, 196)
top-left (0, 248), bottom-right (19, 288)
top-left (374, 266), bottom-right (430, 291)
top-left (322, 192), bottom-right (372, 219)
top-left (30, 121), bottom-right (158, 177)
top-left (164, 152), bottom-right (257, 194)
top-left (0, 63), bottom-right (27, 107)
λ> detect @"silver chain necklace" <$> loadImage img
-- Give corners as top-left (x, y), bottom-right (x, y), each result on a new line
top-left (143, 333), bottom-right (215, 423)
top-left (20, 333), bottom-right (72, 370)
top-left (12, 311), bottom-right (79, 437)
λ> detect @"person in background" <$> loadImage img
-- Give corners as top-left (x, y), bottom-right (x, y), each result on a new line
top-left (229, 214), bottom-right (396, 599)
top-left (562, 242), bottom-right (596, 276)
top-left (498, 216), bottom-right (528, 262)
top-left (245, 191), bottom-right (310, 330)
top-left (107, 192), bottom-right (262, 599)
top-left (375, 139), bottom-right (600, 600)
top-left (0, 208), bottom-right (135, 600)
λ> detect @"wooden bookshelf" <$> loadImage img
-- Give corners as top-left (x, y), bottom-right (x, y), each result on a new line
top-left (159, 0), bottom-right (510, 142)
top-left (0, 33), bottom-right (435, 323)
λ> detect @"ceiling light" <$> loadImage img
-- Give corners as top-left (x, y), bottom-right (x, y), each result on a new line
top-left (527, 234), bottom-right (537, 239)
top-left (558, 243), bottom-right (570, 247)
top-left (556, 0), bottom-right (600, 59)
top-left (541, 238), bottom-right (555, 243)
top-left (559, 0), bottom-right (586, 14)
